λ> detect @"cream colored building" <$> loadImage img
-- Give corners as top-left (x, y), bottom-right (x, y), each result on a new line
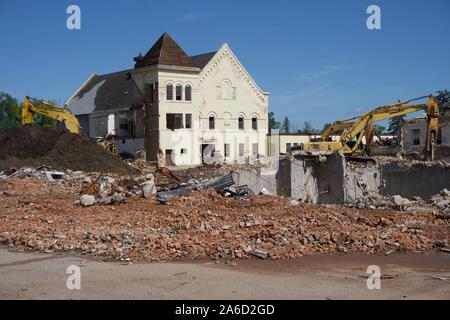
top-left (66, 33), bottom-right (269, 166)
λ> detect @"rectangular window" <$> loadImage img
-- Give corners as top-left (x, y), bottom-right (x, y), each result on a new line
top-left (176, 85), bottom-right (182, 101)
top-left (412, 129), bottom-right (420, 145)
top-left (252, 117), bottom-right (257, 130)
top-left (166, 113), bottom-right (183, 130)
top-left (166, 84), bottom-right (173, 101)
top-left (239, 143), bottom-right (245, 157)
top-left (224, 144), bottom-right (230, 157)
top-left (209, 117), bottom-right (215, 130)
top-left (286, 143), bottom-right (291, 152)
top-left (238, 117), bottom-right (244, 130)
top-left (293, 143), bottom-right (298, 147)
top-left (185, 85), bottom-right (192, 101)
top-left (252, 143), bottom-right (258, 155)
top-left (185, 114), bottom-right (192, 129)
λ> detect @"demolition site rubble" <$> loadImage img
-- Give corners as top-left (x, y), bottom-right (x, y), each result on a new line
top-left (0, 167), bottom-right (449, 262)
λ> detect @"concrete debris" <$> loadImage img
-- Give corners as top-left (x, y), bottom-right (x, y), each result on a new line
top-left (252, 249), bottom-right (270, 259)
top-left (80, 195), bottom-right (96, 207)
top-left (259, 187), bottom-right (273, 196)
top-left (1, 176), bottom-right (449, 262)
top-left (156, 173), bottom-right (236, 204)
top-left (0, 167), bottom-right (156, 207)
top-left (392, 195), bottom-right (411, 209)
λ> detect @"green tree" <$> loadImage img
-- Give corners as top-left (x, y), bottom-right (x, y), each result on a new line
top-left (281, 116), bottom-right (291, 133)
top-left (0, 92), bottom-right (21, 128)
top-left (268, 112), bottom-right (280, 132)
top-left (373, 124), bottom-right (386, 135)
top-left (300, 120), bottom-right (315, 133)
top-left (436, 89), bottom-right (450, 116)
top-left (322, 122), bottom-right (332, 132)
top-left (388, 115), bottom-right (406, 136)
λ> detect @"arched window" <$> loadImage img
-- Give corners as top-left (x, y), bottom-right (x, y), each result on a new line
top-left (209, 116), bottom-right (215, 130)
top-left (252, 117), bottom-right (258, 130)
top-left (185, 84), bottom-right (192, 101)
top-left (176, 84), bottom-right (182, 101)
top-left (222, 80), bottom-right (231, 98)
top-left (166, 84), bottom-right (173, 100)
top-left (238, 116), bottom-right (244, 130)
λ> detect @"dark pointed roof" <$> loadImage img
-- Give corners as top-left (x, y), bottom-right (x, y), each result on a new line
top-left (190, 51), bottom-right (217, 69)
top-left (134, 32), bottom-right (197, 69)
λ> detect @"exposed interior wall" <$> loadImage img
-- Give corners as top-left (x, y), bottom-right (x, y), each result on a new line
top-left (290, 158), bottom-right (318, 203)
top-left (276, 152), bottom-right (450, 204)
top-left (380, 161), bottom-right (450, 198)
top-left (88, 114), bottom-right (108, 138)
top-left (117, 138), bottom-right (144, 156)
top-left (344, 159), bottom-right (381, 204)
top-left (313, 153), bottom-right (345, 204)
top-left (233, 170), bottom-right (277, 195)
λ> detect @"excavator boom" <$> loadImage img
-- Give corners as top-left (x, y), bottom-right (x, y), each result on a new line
top-left (300, 95), bottom-right (440, 160)
top-left (21, 96), bottom-right (81, 134)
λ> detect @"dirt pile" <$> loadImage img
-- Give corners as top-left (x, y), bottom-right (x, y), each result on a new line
top-left (0, 177), bottom-right (449, 262)
top-left (0, 126), bottom-right (133, 173)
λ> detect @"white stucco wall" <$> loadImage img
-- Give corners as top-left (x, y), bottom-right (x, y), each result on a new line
top-left (196, 44), bottom-right (269, 164)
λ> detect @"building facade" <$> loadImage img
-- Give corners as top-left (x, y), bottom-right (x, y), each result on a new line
top-left (66, 32), bottom-right (269, 166)
top-left (401, 115), bottom-right (450, 160)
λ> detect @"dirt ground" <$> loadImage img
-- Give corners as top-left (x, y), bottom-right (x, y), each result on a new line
top-left (0, 247), bottom-right (449, 299)
top-left (0, 126), bottom-right (132, 173)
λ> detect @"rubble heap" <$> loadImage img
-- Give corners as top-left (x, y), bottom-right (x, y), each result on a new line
top-left (0, 126), bottom-right (133, 173)
top-left (0, 174), bottom-right (449, 262)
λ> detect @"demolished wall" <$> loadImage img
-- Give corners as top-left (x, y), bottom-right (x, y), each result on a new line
top-left (344, 159), bottom-right (381, 204)
top-left (277, 157), bottom-right (319, 203)
top-left (278, 151), bottom-right (449, 205)
top-left (380, 160), bottom-right (450, 198)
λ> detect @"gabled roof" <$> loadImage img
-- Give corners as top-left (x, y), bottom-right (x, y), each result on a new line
top-left (190, 51), bottom-right (217, 69)
top-left (134, 32), bottom-right (197, 69)
top-left (67, 70), bottom-right (144, 116)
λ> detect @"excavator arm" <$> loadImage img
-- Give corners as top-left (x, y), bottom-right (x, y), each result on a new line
top-left (300, 95), bottom-right (439, 160)
top-left (321, 118), bottom-right (357, 141)
top-left (340, 95), bottom-right (439, 157)
top-left (21, 96), bottom-right (81, 134)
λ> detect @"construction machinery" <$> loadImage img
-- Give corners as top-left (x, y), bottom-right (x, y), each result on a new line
top-left (300, 95), bottom-right (440, 160)
top-left (22, 96), bottom-right (81, 133)
top-left (320, 117), bottom-right (357, 141)
top-left (21, 96), bottom-right (118, 155)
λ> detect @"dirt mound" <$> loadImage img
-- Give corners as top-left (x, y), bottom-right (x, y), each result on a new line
top-left (0, 126), bottom-right (133, 173)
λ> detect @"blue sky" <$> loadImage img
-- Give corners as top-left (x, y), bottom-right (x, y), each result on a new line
top-left (1, 0), bottom-right (449, 130)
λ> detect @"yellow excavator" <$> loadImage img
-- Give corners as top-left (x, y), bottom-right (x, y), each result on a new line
top-left (320, 117), bottom-right (357, 141)
top-left (22, 96), bottom-right (81, 133)
top-left (300, 95), bottom-right (440, 160)
top-left (21, 96), bottom-right (118, 155)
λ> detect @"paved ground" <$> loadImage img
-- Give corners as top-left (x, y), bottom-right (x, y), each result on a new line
top-left (0, 247), bottom-right (449, 299)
